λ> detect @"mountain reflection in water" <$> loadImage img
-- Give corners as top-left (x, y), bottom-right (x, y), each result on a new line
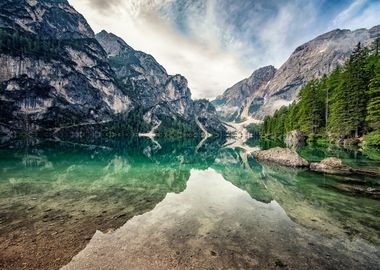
top-left (0, 138), bottom-right (379, 270)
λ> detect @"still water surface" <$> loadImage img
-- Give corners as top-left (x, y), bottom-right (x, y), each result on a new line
top-left (0, 138), bottom-right (379, 269)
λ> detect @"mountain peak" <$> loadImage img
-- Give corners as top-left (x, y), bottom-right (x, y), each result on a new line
top-left (253, 24), bottom-right (380, 119)
top-left (249, 65), bottom-right (277, 80)
top-left (96, 30), bottom-right (135, 56)
top-left (214, 24), bottom-right (380, 121)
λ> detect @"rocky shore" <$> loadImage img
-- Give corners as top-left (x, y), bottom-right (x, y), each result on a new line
top-left (254, 147), bottom-right (380, 175)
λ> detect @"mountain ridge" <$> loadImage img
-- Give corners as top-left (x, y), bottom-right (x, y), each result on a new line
top-left (214, 24), bottom-right (380, 121)
top-left (0, 0), bottom-right (226, 139)
top-left (96, 29), bottom-right (226, 135)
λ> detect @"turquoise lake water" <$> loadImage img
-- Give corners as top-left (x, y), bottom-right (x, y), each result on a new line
top-left (0, 138), bottom-right (379, 269)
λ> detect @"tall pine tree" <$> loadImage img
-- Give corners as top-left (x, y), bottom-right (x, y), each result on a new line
top-left (298, 80), bottom-right (324, 135)
top-left (345, 43), bottom-right (370, 137)
top-left (366, 59), bottom-right (380, 130)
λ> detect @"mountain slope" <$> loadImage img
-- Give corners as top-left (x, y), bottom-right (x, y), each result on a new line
top-left (0, 0), bottom-right (225, 139)
top-left (0, 0), bottom-right (131, 137)
top-left (215, 25), bottom-right (380, 121)
top-left (212, 66), bottom-right (276, 121)
top-left (96, 30), bottom-right (226, 135)
top-left (258, 25), bottom-right (380, 119)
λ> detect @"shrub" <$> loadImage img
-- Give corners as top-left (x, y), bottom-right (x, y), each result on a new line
top-left (363, 131), bottom-right (380, 146)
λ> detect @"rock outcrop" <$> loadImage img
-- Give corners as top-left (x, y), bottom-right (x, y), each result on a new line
top-left (215, 25), bottom-right (380, 121)
top-left (253, 147), bottom-right (309, 167)
top-left (212, 66), bottom-right (276, 121)
top-left (0, 0), bottom-right (132, 135)
top-left (193, 99), bottom-right (226, 136)
top-left (285, 130), bottom-right (306, 149)
top-left (310, 157), bottom-right (351, 174)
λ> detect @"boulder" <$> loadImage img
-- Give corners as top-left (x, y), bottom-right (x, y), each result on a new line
top-left (253, 147), bottom-right (309, 167)
top-left (310, 157), bottom-right (351, 174)
top-left (285, 130), bottom-right (306, 149)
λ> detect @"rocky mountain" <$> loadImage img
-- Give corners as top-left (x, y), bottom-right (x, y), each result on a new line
top-left (212, 66), bottom-right (276, 121)
top-left (96, 30), bottom-right (225, 134)
top-left (0, 0), bottom-right (225, 138)
top-left (0, 0), bottom-right (132, 138)
top-left (214, 25), bottom-right (380, 121)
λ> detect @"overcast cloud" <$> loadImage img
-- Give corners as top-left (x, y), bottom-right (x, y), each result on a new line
top-left (69, 0), bottom-right (380, 99)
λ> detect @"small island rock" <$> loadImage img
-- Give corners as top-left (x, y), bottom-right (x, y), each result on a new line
top-left (253, 147), bottom-right (309, 167)
top-left (310, 157), bottom-right (351, 174)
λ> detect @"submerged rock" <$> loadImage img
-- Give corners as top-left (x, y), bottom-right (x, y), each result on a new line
top-left (310, 157), bottom-right (351, 174)
top-left (253, 147), bottom-right (309, 167)
top-left (311, 157), bottom-right (380, 176)
top-left (332, 184), bottom-right (380, 198)
top-left (285, 130), bottom-right (306, 149)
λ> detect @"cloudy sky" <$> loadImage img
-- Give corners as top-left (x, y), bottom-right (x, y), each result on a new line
top-left (69, 0), bottom-right (380, 99)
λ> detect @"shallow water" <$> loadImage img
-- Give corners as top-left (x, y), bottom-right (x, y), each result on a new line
top-left (0, 138), bottom-right (379, 269)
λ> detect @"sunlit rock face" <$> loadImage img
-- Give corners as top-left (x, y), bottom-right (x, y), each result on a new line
top-left (96, 30), bottom-right (226, 135)
top-left (212, 65), bottom-right (276, 121)
top-left (215, 25), bottom-right (380, 121)
top-left (0, 0), bottom-right (132, 136)
top-left (257, 26), bottom-right (380, 119)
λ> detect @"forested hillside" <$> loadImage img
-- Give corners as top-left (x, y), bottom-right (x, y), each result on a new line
top-left (261, 39), bottom-right (380, 146)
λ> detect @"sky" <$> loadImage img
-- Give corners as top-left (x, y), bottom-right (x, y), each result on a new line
top-left (69, 0), bottom-right (380, 99)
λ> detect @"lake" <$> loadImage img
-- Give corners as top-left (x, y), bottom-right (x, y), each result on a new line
top-left (0, 138), bottom-right (379, 269)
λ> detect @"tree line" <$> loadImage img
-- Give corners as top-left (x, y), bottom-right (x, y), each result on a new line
top-left (0, 27), bottom-right (93, 63)
top-left (261, 39), bottom-right (380, 146)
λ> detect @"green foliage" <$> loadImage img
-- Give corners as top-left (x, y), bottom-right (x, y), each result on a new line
top-left (261, 40), bottom-right (380, 145)
top-left (298, 79), bottom-right (325, 135)
top-left (363, 145), bottom-right (380, 161)
top-left (156, 115), bottom-right (201, 138)
top-left (363, 131), bottom-right (380, 146)
top-left (246, 123), bottom-right (261, 138)
top-left (47, 107), bottom-right (151, 138)
top-left (329, 43), bottom-right (371, 137)
top-left (260, 106), bottom-right (289, 139)
top-left (0, 27), bottom-right (93, 63)
top-left (366, 57), bottom-right (380, 130)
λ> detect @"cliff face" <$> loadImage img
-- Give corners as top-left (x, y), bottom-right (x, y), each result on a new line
top-left (212, 66), bottom-right (276, 121)
top-left (0, 0), bottom-right (132, 136)
top-left (96, 30), bottom-right (226, 134)
top-left (215, 25), bottom-right (380, 121)
top-left (0, 0), bottom-right (225, 138)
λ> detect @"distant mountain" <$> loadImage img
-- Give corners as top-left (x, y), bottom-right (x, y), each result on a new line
top-left (214, 25), bottom-right (380, 121)
top-left (212, 66), bottom-right (276, 121)
top-left (0, 0), bottom-right (225, 139)
top-left (96, 30), bottom-right (226, 135)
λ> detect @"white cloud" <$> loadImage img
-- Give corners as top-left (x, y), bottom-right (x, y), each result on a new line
top-left (333, 0), bottom-right (366, 27)
top-left (333, 0), bottom-right (380, 30)
top-left (69, 0), bottom-right (250, 99)
top-left (68, 0), bottom-right (380, 99)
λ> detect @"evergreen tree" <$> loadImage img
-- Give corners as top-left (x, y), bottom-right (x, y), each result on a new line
top-left (366, 60), bottom-right (380, 130)
top-left (260, 40), bottom-right (379, 142)
top-left (371, 38), bottom-right (380, 56)
top-left (345, 43), bottom-right (370, 137)
top-left (298, 80), bottom-right (324, 135)
top-left (329, 43), bottom-right (370, 138)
